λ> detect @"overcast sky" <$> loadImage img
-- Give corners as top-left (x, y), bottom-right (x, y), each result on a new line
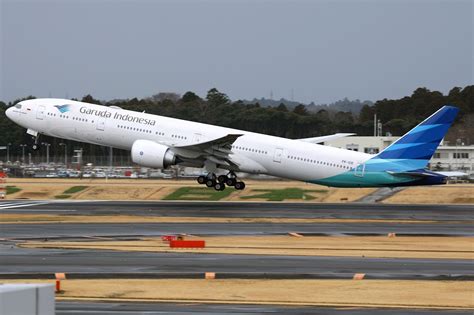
top-left (1, 0), bottom-right (472, 104)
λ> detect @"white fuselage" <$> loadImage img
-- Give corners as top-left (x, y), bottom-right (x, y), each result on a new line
top-left (7, 99), bottom-right (373, 182)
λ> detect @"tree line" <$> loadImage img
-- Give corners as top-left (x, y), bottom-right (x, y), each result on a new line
top-left (0, 85), bottom-right (472, 162)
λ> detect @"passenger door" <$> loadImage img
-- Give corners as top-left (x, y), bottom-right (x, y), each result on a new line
top-left (96, 117), bottom-right (106, 131)
top-left (36, 105), bottom-right (45, 120)
top-left (193, 133), bottom-right (202, 143)
top-left (354, 163), bottom-right (365, 177)
top-left (273, 148), bottom-right (283, 163)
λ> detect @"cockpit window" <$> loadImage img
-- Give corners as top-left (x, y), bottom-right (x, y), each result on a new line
top-left (14, 104), bottom-right (22, 109)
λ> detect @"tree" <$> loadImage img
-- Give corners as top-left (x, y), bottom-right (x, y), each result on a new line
top-left (359, 104), bottom-right (375, 122)
top-left (81, 95), bottom-right (102, 105)
top-left (206, 88), bottom-right (230, 106)
top-left (151, 92), bottom-right (180, 103)
top-left (293, 104), bottom-right (308, 116)
top-left (276, 103), bottom-right (288, 112)
top-left (182, 91), bottom-right (201, 103)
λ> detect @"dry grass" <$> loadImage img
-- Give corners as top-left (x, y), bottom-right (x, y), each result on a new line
top-left (4, 178), bottom-right (474, 203)
top-left (3, 178), bottom-right (374, 202)
top-left (384, 185), bottom-right (474, 204)
top-left (322, 187), bottom-right (376, 202)
top-left (19, 235), bottom-right (474, 259)
top-left (3, 279), bottom-right (473, 309)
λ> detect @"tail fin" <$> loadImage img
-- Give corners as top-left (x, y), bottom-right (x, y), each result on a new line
top-left (375, 105), bottom-right (459, 164)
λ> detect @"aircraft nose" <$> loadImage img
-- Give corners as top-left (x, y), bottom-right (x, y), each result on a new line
top-left (5, 106), bottom-right (14, 120)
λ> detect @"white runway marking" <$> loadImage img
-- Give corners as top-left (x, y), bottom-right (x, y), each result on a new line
top-left (0, 201), bottom-right (51, 210)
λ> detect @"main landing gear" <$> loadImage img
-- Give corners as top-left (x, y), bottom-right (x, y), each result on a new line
top-left (197, 172), bottom-right (245, 191)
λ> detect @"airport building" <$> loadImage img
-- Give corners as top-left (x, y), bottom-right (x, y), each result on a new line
top-left (324, 136), bottom-right (474, 174)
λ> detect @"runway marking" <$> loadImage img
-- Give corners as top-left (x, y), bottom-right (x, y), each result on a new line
top-left (0, 201), bottom-right (51, 210)
top-left (57, 311), bottom-right (165, 314)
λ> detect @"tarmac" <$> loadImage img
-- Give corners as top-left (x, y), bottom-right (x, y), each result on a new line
top-left (2, 245), bottom-right (472, 278)
top-left (56, 301), bottom-right (472, 315)
top-left (2, 200), bottom-right (473, 238)
top-left (1, 200), bottom-right (473, 314)
top-left (1, 200), bottom-right (473, 220)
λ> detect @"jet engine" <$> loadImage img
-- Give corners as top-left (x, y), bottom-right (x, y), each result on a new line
top-left (131, 140), bottom-right (176, 169)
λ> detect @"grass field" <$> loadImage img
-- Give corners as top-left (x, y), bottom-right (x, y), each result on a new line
top-left (18, 235), bottom-right (474, 259)
top-left (5, 279), bottom-right (473, 309)
top-left (63, 185), bottom-right (89, 194)
top-left (163, 186), bottom-right (234, 201)
top-left (54, 194), bottom-right (72, 199)
top-left (2, 178), bottom-right (473, 203)
top-left (5, 185), bottom-right (21, 195)
top-left (53, 185), bottom-right (89, 199)
top-left (241, 188), bottom-right (327, 201)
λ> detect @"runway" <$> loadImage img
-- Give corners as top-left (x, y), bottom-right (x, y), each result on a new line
top-left (1, 200), bottom-right (472, 277)
top-left (56, 301), bottom-right (472, 315)
top-left (3, 221), bottom-right (474, 239)
top-left (1, 246), bottom-right (472, 278)
top-left (2, 200), bottom-right (473, 238)
top-left (2, 200), bottom-right (473, 221)
top-left (2, 200), bottom-right (473, 313)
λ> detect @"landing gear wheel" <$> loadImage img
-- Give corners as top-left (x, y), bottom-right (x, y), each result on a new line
top-left (234, 181), bottom-right (246, 190)
top-left (197, 176), bottom-right (206, 184)
top-left (225, 178), bottom-right (236, 186)
top-left (214, 182), bottom-right (225, 191)
top-left (205, 179), bottom-right (216, 187)
top-left (217, 175), bottom-right (228, 183)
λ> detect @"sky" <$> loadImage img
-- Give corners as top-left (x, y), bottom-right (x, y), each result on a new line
top-left (1, 0), bottom-right (473, 104)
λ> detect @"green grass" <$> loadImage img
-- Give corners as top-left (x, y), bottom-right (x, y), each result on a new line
top-left (63, 186), bottom-right (88, 194)
top-left (5, 186), bottom-right (21, 195)
top-left (163, 187), bottom-right (234, 201)
top-left (240, 188), bottom-right (327, 201)
top-left (54, 194), bottom-right (72, 199)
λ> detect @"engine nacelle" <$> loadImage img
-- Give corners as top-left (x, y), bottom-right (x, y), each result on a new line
top-left (131, 140), bottom-right (176, 169)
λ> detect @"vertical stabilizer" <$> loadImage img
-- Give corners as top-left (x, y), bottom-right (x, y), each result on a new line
top-left (375, 106), bottom-right (459, 166)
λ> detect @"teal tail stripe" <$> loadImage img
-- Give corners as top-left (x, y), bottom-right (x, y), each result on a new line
top-left (311, 105), bottom-right (459, 187)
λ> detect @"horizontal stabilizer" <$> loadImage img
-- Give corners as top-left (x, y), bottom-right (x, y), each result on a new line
top-left (386, 170), bottom-right (448, 185)
top-left (386, 170), bottom-right (441, 178)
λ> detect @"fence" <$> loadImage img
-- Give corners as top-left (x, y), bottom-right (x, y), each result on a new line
top-left (0, 154), bottom-right (133, 167)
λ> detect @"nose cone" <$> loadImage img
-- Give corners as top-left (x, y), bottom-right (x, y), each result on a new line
top-left (5, 107), bottom-right (14, 120)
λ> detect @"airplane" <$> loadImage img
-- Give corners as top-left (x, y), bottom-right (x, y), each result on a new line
top-left (5, 99), bottom-right (459, 190)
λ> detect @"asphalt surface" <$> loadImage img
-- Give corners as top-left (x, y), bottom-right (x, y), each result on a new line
top-left (2, 200), bottom-right (473, 220)
top-left (2, 201), bottom-right (473, 237)
top-left (2, 200), bottom-right (473, 313)
top-left (56, 301), bottom-right (472, 315)
top-left (4, 221), bottom-right (474, 238)
top-left (1, 246), bottom-right (472, 278)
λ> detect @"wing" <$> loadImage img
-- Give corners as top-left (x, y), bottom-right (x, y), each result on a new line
top-left (298, 133), bottom-right (356, 144)
top-left (172, 134), bottom-right (243, 168)
top-left (174, 134), bottom-right (243, 151)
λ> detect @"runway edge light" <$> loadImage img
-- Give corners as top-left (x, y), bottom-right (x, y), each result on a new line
top-left (55, 272), bottom-right (66, 293)
top-left (288, 232), bottom-right (304, 237)
top-left (205, 272), bottom-right (216, 280)
top-left (353, 273), bottom-right (365, 280)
